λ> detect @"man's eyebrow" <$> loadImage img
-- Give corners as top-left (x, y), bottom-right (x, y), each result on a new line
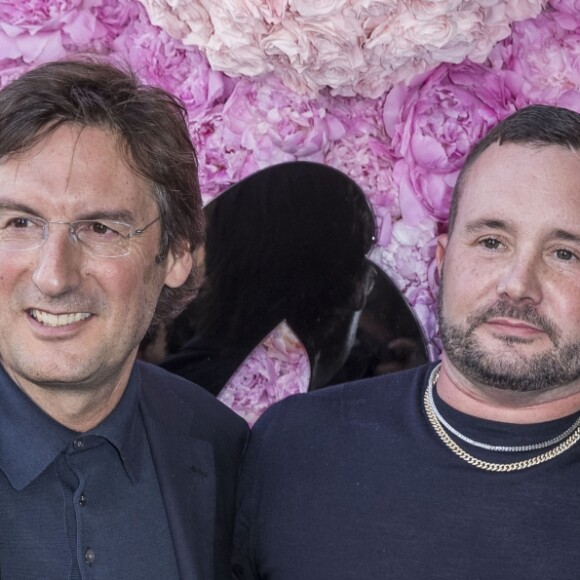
top-left (0, 200), bottom-right (40, 215)
top-left (0, 200), bottom-right (136, 224)
top-left (552, 229), bottom-right (580, 244)
top-left (463, 220), bottom-right (580, 244)
top-left (76, 210), bottom-right (136, 223)
top-left (464, 218), bottom-right (511, 235)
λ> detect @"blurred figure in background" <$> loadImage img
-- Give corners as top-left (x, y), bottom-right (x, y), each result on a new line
top-left (159, 162), bottom-right (428, 423)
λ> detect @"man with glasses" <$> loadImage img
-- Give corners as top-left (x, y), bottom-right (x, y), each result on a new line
top-left (0, 59), bottom-right (248, 579)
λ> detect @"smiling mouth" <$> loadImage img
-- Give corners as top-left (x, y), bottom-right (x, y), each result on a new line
top-left (30, 309), bottom-right (91, 327)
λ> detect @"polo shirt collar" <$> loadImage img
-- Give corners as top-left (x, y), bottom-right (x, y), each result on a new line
top-left (0, 364), bottom-right (143, 490)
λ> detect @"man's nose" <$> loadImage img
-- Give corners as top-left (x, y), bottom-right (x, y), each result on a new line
top-left (495, 252), bottom-right (542, 304)
top-left (31, 224), bottom-right (83, 297)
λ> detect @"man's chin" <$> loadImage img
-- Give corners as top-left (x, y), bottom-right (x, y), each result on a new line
top-left (450, 344), bottom-right (580, 392)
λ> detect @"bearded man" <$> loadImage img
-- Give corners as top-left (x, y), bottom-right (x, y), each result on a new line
top-left (232, 104), bottom-right (580, 580)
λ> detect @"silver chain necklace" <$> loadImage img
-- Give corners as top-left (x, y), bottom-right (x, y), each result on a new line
top-left (427, 364), bottom-right (580, 453)
top-left (424, 364), bottom-right (580, 472)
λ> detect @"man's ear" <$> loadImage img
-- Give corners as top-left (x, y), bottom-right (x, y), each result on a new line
top-left (163, 243), bottom-right (193, 288)
top-left (435, 233), bottom-right (448, 276)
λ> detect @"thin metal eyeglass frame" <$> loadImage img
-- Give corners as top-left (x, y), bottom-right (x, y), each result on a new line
top-left (0, 214), bottom-right (161, 258)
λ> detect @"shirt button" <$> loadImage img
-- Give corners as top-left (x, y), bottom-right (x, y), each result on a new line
top-left (73, 438), bottom-right (85, 450)
top-left (85, 548), bottom-right (96, 566)
top-left (79, 493), bottom-right (87, 507)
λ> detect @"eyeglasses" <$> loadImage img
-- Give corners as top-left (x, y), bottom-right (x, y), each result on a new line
top-left (0, 210), bottom-right (161, 258)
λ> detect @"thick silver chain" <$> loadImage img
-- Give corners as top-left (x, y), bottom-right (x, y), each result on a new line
top-left (427, 367), bottom-right (580, 452)
top-left (424, 364), bottom-right (580, 472)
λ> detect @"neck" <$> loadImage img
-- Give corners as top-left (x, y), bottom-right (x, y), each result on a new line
top-left (436, 356), bottom-right (580, 424)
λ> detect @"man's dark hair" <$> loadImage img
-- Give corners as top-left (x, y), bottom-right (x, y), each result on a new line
top-left (448, 104), bottom-right (580, 233)
top-left (0, 57), bottom-right (204, 324)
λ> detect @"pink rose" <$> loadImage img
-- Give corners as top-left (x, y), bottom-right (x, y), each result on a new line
top-left (368, 5), bottom-right (502, 67)
top-left (384, 61), bottom-right (517, 223)
top-left (392, 12), bottom-right (459, 55)
top-left (206, 34), bottom-right (272, 78)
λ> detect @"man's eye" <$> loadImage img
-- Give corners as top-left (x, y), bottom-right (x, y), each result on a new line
top-left (480, 238), bottom-right (502, 250)
top-left (80, 221), bottom-right (121, 237)
top-left (555, 249), bottom-right (577, 261)
top-left (91, 222), bottom-right (113, 235)
top-left (8, 217), bottom-right (36, 228)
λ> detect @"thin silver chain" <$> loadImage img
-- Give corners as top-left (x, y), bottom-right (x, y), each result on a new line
top-left (427, 366), bottom-right (580, 452)
top-left (424, 364), bottom-right (580, 472)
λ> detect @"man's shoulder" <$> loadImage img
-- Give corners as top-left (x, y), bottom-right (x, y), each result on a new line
top-left (136, 360), bottom-right (249, 440)
top-left (253, 363), bottom-right (435, 436)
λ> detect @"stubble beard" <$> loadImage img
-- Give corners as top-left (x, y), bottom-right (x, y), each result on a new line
top-left (438, 276), bottom-right (580, 392)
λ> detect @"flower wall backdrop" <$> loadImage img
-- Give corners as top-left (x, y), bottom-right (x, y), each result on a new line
top-left (1, 0), bottom-right (578, 367)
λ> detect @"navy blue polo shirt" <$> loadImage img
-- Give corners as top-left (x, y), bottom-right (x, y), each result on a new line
top-left (0, 364), bottom-right (179, 579)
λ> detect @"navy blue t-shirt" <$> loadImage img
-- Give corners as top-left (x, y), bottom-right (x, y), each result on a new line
top-left (0, 364), bottom-right (179, 579)
top-left (233, 363), bottom-right (580, 579)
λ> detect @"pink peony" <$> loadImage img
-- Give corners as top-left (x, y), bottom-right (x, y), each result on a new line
top-left (0, 61), bottom-right (34, 89)
top-left (0, 0), bottom-right (107, 64)
top-left (137, 0), bottom-right (545, 97)
top-left (189, 106), bottom-right (258, 202)
top-left (384, 61), bottom-right (517, 223)
top-left (112, 2), bottom-right (235, 116)
top-left (290, 0), bottom-right (349, 17)
top-left (220, 74), bottom-right (346, 169)
top-left (218, 321), bottom-right (310, 426)
top-left (138, 0), bottom-right (213, 45)
top-left (548, 0), bottom-right (580, 28)
top-left (370, 218), bottom-right (440, 357)
top-left (83, 0), bottom-right (141, 53)
top-left (491, 8), bottom-right (580, 111)
top-left (322, 93), bottom-right (399, 247)
top-left (202, 0), bottom-right (274, 77)
top-left (507, 0), bottom-right (549, 18)
top-left (261, 12), bottom-right (366, 96)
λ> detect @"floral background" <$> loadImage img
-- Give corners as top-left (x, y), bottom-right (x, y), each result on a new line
top-left (2, 0), bottom-right (578, 382)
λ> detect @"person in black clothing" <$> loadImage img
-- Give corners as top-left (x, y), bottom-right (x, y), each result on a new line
top-left (163, 161), bottom-right (376, 393)
top-left (232, 104), bottom-right (580, 579)
top-left (161, 161), bottom-right (428, 396)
